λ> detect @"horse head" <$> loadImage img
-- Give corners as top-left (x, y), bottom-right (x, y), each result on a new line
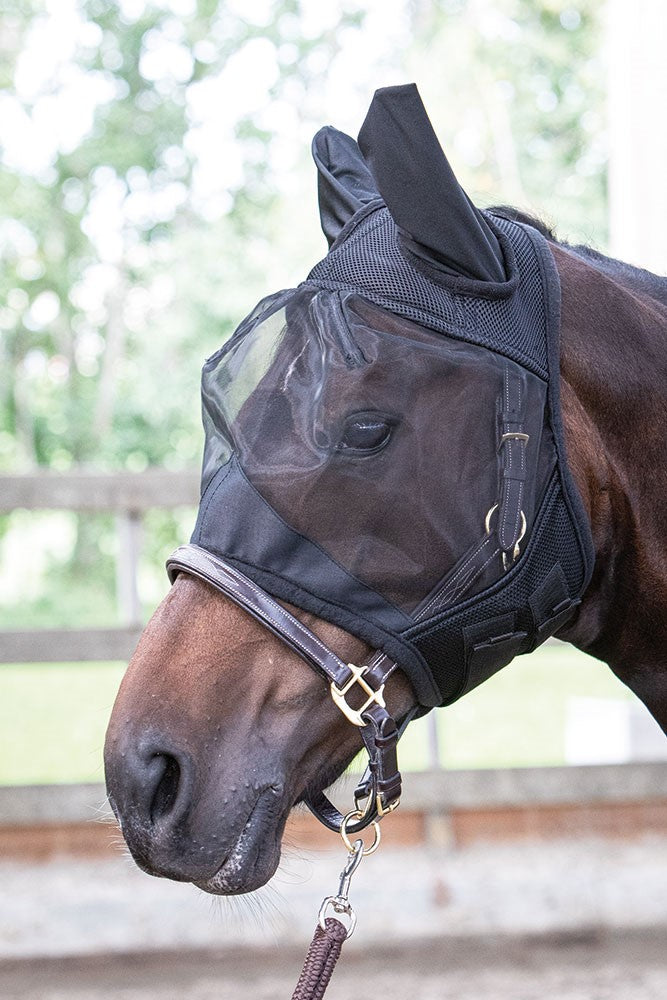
top-left (105, 85), bottom-right (596, 894)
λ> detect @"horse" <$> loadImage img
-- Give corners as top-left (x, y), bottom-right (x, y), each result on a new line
top-left (104, 84), bottom-right (667, 898)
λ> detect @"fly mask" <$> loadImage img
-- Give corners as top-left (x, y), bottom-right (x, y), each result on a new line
top-left (166, 84), bottom-right (594, 832)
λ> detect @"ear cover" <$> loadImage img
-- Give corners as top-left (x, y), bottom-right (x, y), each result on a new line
top-left (312, 126), bottom-right (379, 246)
top-left (357, 83), bottom-right (506, 283)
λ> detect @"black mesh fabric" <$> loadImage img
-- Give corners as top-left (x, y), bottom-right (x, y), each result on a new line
top-left (307, 208), bottom-right (549, 378)
top-left (189, 208), bottom-right (595, 708)
top-left (407, 475), bottom-right (587, 702)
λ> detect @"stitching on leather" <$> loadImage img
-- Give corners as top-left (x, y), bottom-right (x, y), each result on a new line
top-left (402, 472), bottom-right (560, 640)
top-left (172, 548), bottom-right (335, 671)
top-left (436, 545), bottom-right (500, 610)
top-left (418, 535), bottom-right (493, 620)
top-left (197, 549), bottom-right (340, 670)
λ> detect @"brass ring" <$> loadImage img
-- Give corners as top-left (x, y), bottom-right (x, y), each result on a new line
top-left (340, 809), bottom-right (381, 856)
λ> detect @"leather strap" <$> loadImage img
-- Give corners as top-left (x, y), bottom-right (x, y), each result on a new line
top-left (166, 544), bottom-right (403, 833)
top-left (307, 696), bottom-right (417, 832)
top-left (496, 365), bottom-right (528, 555)
top-left (167, 545), bottom-right (353, 688)
top-left (414, 532), bottom-right (499, 620)
top-left (397, 369), bottom-right (529, 624)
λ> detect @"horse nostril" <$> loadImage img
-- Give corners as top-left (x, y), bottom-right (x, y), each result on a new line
top-left (149, 753), bottom-right (181, 823)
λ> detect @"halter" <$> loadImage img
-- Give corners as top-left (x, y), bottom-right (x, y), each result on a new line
top-left (167, 543), bottom-right (411, 834)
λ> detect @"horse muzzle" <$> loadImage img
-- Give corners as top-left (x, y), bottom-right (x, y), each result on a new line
top-left (104, 728), bottom-right (288, 893)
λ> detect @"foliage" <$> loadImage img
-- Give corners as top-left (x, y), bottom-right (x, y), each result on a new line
top-left (0, 0), bottom-right (606, 628)
top-left (0, 0), bottom-right (367, 473)
top-left (408, 0), bottom-right (606, 243)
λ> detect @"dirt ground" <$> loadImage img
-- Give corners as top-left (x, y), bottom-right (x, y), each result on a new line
top-left (2, 931), bottom-right (666, 1000)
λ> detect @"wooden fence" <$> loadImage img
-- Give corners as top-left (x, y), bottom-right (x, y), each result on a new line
top-left (0, 469), bottom-right (199, 664)
top-left (0, 468), bottom-right (444, 767)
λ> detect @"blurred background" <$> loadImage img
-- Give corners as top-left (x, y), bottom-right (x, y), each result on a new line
top-left (1, 1), bottom-right (666, 998)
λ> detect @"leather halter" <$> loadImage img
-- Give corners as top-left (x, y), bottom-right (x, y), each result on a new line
top-left (166, 543), bottom-right (411, 834)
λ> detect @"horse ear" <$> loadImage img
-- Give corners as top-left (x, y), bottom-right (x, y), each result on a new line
top-left (312, 126), bottom-right (379, 246)
top-left (357, 84), bottom-right (506, 283)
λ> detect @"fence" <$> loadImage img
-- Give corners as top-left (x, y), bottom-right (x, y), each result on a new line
top-left (0, 469), bottom-right (199, 664)
top-left (3, 762), bottom-right (667, 861)
top-left (4, 471), bottom-right (665, 773)
top-left (0, 469), bottom-right (459, 767)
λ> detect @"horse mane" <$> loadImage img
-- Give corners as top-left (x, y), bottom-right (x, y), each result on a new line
top-left (489, 205), bottom-right (667, 309)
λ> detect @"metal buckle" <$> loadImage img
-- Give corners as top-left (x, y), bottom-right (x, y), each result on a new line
top-left (498, 431), bottom-right (530, 449)
top-left (355, 785), bottom-right (401, 821)
top-left (330, 663), bottom-right (386, 728)
top-left (376, 794), bottom-right (401, 817)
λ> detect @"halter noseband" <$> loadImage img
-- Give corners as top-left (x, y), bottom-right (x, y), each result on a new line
top-left (166, 543), bottom-right (411, 834)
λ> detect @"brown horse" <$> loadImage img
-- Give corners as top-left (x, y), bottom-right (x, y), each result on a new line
top-left (105, 90), bottom-right (667, 897)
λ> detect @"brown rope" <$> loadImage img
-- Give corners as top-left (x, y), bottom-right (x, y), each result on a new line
top-left (290, 917), bottom-right (348, 1000)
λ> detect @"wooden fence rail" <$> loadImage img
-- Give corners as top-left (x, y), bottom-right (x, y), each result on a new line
top-left (0, 469), bottom-right (200, 513)
top-left (1, 468), bottom-right (448, 766)
top-left (0, 469), bottom-right (199, 664)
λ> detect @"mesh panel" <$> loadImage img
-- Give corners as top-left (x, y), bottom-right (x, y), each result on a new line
top-left (307, 210), bottom-right (549, 379)
top-left (408, 476), bottom-right (585, 703)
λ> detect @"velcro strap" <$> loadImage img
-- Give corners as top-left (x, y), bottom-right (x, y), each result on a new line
top-left (528, 563), bottom-right (578, 647)
top-left (463, 612), bottom-right (527, 692)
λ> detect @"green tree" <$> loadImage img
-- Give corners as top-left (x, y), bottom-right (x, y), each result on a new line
top-left (406, 0), bottom-right (606, 243)
top-left (0, 0), bottom-right (606, 628)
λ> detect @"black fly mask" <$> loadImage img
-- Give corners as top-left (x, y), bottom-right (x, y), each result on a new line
top-left (167, 85), bottom-right (594, 826)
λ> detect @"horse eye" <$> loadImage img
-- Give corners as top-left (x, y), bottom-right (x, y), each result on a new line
top-left (338, 413), bottom-right (395, 454)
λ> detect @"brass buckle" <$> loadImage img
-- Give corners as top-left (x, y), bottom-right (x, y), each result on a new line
top-left (330, 663), bottom-right (386, 728)
top-left (376, 793), bottom-right (401, 818)
top-left (355, 786), bottom-right (401, 821)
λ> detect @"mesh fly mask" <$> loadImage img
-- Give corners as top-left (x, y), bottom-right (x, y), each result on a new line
top-left (166, 85), bottom-right (594, 833)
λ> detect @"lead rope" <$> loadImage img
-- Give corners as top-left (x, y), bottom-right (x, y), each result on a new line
top-left (290, 813), bottom-right (380, 999)
top-left (290, 918), bottom-right (348, 1000)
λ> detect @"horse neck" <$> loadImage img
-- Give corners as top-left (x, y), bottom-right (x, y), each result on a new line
top-left (552, 243), bottom-right (667, 684)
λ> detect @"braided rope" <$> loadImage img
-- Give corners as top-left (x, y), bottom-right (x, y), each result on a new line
top-left (290, 917), bottom-right (348, 1000)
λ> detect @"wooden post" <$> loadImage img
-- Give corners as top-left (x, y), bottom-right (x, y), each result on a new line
top-left (115, 511), bottom-right (142, 627)
top-left (427, 712), bottom-right (442, 769)
top-left (607, 0), bottom-right (667, 274)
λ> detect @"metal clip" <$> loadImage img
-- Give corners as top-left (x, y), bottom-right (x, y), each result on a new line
top-left (318, 838), bottom-right (365, 939)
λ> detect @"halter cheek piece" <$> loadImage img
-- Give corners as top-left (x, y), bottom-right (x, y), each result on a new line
top-left (166, 543), bottom-right (412, 834)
